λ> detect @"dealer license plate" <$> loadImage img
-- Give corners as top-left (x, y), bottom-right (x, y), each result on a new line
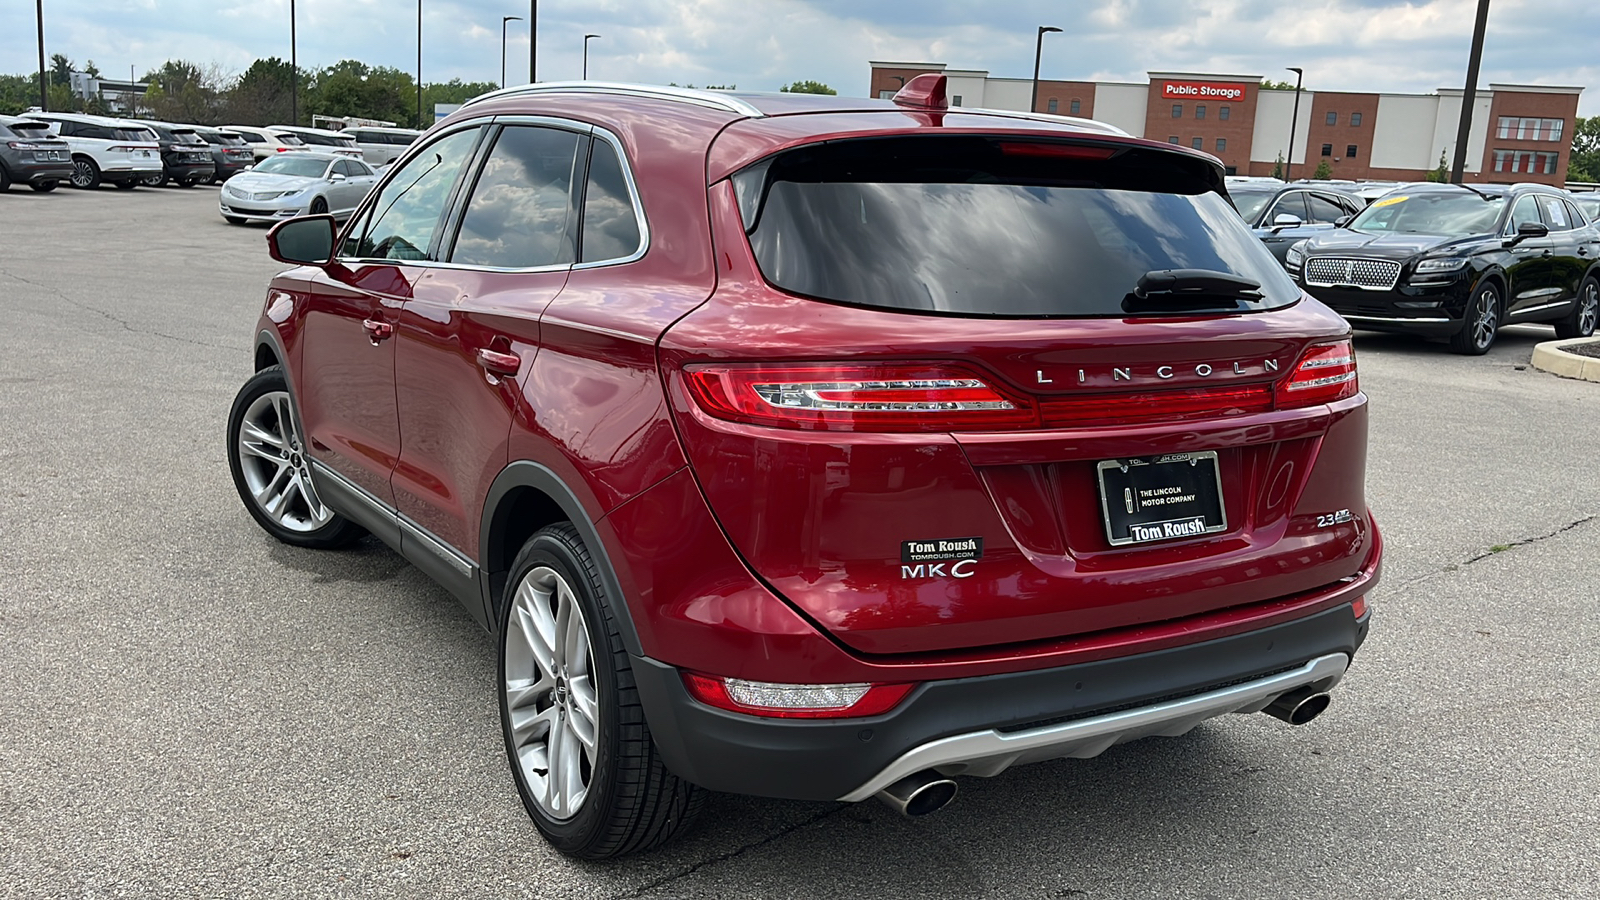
top-left (1096, 452), bottom-right (1227, 546)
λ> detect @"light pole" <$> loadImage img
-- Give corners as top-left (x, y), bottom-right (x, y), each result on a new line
top-left (1450, 0), bottom-right (1492, 184)
top-left (35, 0), bottom-right (46, 111)
top-left (289, 0), bottom-right (298, 125)
top-left (583, 34), bottom-right (600, 80)
top-left (1284, 66), bottom-right (1304, 182)
top-left (416, 0), bottom-right (424, 127)
top-left (1031, 26), bottom-right (1061, 113)
top-left (501, 16), bottom-right (522, 88)
top-left (529, 0), bottom-right (537, 82)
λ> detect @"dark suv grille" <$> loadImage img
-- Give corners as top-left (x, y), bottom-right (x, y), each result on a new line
top-left (1305, 257), bottom-right (1401, 291)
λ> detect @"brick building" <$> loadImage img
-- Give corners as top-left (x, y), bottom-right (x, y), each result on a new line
top-left (868, 62), bottom-right (1583, 185)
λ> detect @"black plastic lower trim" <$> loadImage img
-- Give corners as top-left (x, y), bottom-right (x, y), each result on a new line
top-left (633, 602), bottom-right (1366, 801)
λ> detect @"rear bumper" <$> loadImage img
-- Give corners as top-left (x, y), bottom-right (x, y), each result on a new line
top-left (634, 601), bottom-right (1370, 802)
top-left (164, 160), bottom-right (214, 181)
top-left (3, 156), bottom-right (74, 183)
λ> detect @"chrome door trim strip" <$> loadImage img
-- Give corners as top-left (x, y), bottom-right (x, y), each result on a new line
top-left (1341, 314), bottom-right (1452, 323)
top-left (307, 459), bottom-right (477, 579)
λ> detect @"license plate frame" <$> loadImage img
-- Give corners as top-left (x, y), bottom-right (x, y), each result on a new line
top-left (1096, 452), bottom-right (1228, 547)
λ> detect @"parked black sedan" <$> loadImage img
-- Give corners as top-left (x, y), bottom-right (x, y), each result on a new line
top-left (1287, 183), bottom-right (1599, 354)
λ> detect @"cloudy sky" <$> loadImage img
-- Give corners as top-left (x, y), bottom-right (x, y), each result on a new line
top-left (6, 0), bottom-right (1596, 114)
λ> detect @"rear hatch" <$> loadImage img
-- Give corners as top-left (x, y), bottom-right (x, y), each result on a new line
top-left (660, 132), bottom-right (1372, 656)
top-left (7, 121), bottom-right (69, 155)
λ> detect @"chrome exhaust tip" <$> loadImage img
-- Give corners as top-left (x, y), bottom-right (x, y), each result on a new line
top-left (874, 771), bottom-right (959, 818)
top-left (1263, 687), bottom-right (1332, 725)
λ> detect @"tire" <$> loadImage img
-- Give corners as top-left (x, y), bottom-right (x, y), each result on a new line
top-left (1554, 276), bottom-right (1599, 340)
top-left (0, 163), bottom-right (10, 191)
top-left (310, 196), bottom-right (329, 215)
top-left (142, 173), bottom-right (165, 187)
top-left (224, 215), bottom-right (247, 225)
top-left (69, 156), bottom-right (101, 189)
top-left (499, 524), bottom-right (705, 859)
top-left (113, 180), bottom-right (140, 190)
top-left (226, 366), bottom-right (366, 549)
top-left (31, 180), bottom-right (59, 193)
top-left (207, 169), bottom-right (220, 185)
top-left (178, 178), bottom-right (196, 188)
top-left (1449, 281), bottom-right (1502, 355)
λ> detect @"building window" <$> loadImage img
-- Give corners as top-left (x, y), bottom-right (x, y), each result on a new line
top-left (1070, 98), bottom-right (1081, 114)
top-left (1168, 136), bottom-right (1179, 144)
top-left (951, 95), bottom-right (962, 106)
top-left (1216, 138), bottom-right (1227, 153)
top-left (1326, 111), bottom-right (1338, 126)
top-left (1546, 119), bottom-right (1564, 141)
top-left (1499, 117), bottom-right (1566, 141)
top-left (877, 90), bottom-right (895, 99)
top-left (1196, 104), bottom-right (1206, 120)
top-left (1172, 104), bottom-right (1183, 118)
top-left (1495, 150), bottom-right (1562, 174)
top-left (1047, 98), bottom-right (1058, 113)
top-left (1347, 144), bottom-right (1358, 158)
top-left (1192, 137), bottom-right (1203, 149)
top-left (1351, 112), bottom-right (1362, 127)
top-left (1219, 105), bottom-right (1230, 121)
top-left (1321, 143), bottom-right (1333, 157)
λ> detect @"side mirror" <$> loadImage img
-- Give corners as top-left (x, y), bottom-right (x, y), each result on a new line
top-left (1334, 215), bottom-right (1352, 228)
top-left (267, 215), bottom-right (337, 266)
top-left (1271, 213), bottom-right (1303, 231)
top-left (1505, 220), bottom-right (1549, 246)
top-left (329, 172), bottom-right (347, 181)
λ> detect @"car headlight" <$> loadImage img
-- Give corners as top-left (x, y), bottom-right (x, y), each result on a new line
top-left (278, 189), bottom-right (302, 198)
top-left (1285, 241), bottom-right (1309, 267)
top-left (1414, 256), bottom-right (1468, 274)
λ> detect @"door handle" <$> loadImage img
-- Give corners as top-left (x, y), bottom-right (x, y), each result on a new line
top-left (476, 347), bottom-right (522, 377)
top-left (362, 318), bottom-right (393, 343)
top-left (1542, 249), bottom-right (1553, 257)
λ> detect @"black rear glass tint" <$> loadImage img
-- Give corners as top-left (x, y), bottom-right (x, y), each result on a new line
top-left (735, 136), bottom-right (1299, 318)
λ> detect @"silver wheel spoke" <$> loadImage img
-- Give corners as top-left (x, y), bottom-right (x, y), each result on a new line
top-left (568, 675), bottom-right (599, 753)
top-left (256, 465), bottom-right (294, 515)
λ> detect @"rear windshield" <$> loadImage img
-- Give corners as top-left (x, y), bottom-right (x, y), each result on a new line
top-left (118, 128), bottom-right (157, 142)
top-left (294, 131), bottom-right (355, 147)
top-left (273, 133), bottom-right (306, 145)
top-left (171, 128), bottom-right (204, 143)
top-left (735, 136), bottom-right (1299, 318)
top-left (9, 122), bottom-right (51, 137)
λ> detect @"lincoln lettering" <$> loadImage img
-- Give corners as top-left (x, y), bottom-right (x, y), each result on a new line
top-left (1043, 359), bottom-right (1279, 385)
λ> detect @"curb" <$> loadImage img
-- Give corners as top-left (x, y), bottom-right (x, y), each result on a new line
top-left (1531, 337), bottom-right (1600, 383)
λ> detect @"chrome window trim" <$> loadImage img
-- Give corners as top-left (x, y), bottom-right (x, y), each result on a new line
top-left (573, 125), bottom-right (650, 269)
top-left (462, 80), bottom-right (765, 118)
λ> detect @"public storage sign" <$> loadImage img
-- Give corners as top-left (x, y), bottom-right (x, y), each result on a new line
top-left (1162, 81), bottom-right (1247, 101)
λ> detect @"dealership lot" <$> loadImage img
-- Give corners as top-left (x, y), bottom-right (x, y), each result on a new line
top-left (2, 187), bottom-right (1597, 898)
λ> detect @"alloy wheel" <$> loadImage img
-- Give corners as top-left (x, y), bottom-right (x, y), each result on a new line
top-left (234, 391), bottom-right (333, 532)
top-left (1580, 282), bottom-right (1599, 336)
top-left (70, 159), bottom-right (94, 188)
top-left (1472, 289), bottom-right (1498, 350)
top-left (503, 565), bottom-right (599, 821)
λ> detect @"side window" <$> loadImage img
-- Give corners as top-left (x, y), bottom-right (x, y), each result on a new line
top-left (1268, 192), bottom-right (1309, 224)
top-left (1306, 193), bottom-right (1349, 224)
top-left (1507, 195), bottom-right (1543, 235)
top-left (343, 126), bottom-right (481, 261)
top-left (1540, 197), bottom-right (1571, 231)
top-left (334, 159), bottom-right (359, 177)
top-left (580, 138), bottom-right (643, 263)
top-left (1564, 201), bottom-right (1587, 228)
top-left (449, 125), bottom-right (581, 269)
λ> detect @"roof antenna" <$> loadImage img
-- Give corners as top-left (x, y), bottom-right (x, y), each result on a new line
top-left (891, 74), bottom-right (949, 111)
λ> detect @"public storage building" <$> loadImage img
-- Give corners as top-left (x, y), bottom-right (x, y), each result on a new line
top-left (868, 63), bottom-right (1583, 185)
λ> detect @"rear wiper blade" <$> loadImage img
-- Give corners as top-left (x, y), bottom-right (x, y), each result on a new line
top-left (1122, 269), bottom-right (1262, 313)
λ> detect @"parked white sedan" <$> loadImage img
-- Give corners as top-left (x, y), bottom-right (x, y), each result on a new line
top-left (218, 152), bottom-right (379, 225)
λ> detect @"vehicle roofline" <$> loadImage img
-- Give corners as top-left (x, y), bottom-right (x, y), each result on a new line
top-left (462, 80), bottom-right (768, 118)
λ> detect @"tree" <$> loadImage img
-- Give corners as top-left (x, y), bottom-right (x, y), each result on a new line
top-left (780, 80), bottom-right (836, 95)
top-left (1569, 116), bottom-right (1599, 182)
top-left (1312, 159), bottom-right (1333, 180)
top-left (225, 57), bottom-right (297, 125)
top-left (49, 54), bottom-right (72, 87)
top-left (140, 60), bottom-right (225, 123)
top-left (1424, 150), bottom-right (1449, 182)
top-left (1271, 151), bottom-right (1284, 180)
top-left (1260, 79), bottom-right (1298, 91)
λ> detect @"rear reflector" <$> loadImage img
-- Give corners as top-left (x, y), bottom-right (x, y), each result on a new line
top-left (684, 364), bottom-right (1036, 432)
top-left (1276, 339), bottom-right (1359, 407)
top-left (999, 142), bottom-right (1119, 160)
top-left (1351, 596), bottom-right (1368, 618)
top-left (681, 672), bottom-right (914, 718)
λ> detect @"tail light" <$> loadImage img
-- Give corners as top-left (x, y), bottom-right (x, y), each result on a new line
top-left (1276, 339), bottom-right (1359, 407)
top-left (107, 145), bottom-right (147, 152)
top-left (681, 672), bottom-right (914, 718)
top-left (684, 363), bottom-right (1037, 432)
top-left (7, 141), bottom-right (51, 150)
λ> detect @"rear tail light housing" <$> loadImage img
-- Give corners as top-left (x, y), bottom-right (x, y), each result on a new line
top-left (681, 672), bottom-right (914, 718)
top-left (684, 363), bottom-right (1037, 432)
top-left (1275, 339), bottom-right (1359, 407)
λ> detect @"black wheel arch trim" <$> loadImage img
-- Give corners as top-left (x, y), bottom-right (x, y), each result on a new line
top-left (481, 460), bottom-right (644, 656)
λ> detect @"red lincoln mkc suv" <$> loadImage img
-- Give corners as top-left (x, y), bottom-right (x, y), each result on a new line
top-left (227, 75), bottom-right (1379, 859)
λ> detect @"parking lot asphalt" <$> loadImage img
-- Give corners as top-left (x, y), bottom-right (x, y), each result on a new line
top-left (2, 186), bottom-right (1597, 899)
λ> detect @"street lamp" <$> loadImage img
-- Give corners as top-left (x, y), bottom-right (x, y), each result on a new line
top-left (1031, 26), bottom-right (1062, 113)
top-left (416, 0), bottom-right (424, 127)
top-left (583, 34), bottom-right (600, 80)
top-left (1284, 66), bottom-right (1304, 182)
top-left (529, 0), bottom-right (538, 82)
top-left (35, 0), bottom-right (46, 111)
top-left (501, 16), bottom-right (522, 88)
top-left (1450, 0), bottom-right (1492, 184)
top-left (290, 0), bottom-right (298, 125)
